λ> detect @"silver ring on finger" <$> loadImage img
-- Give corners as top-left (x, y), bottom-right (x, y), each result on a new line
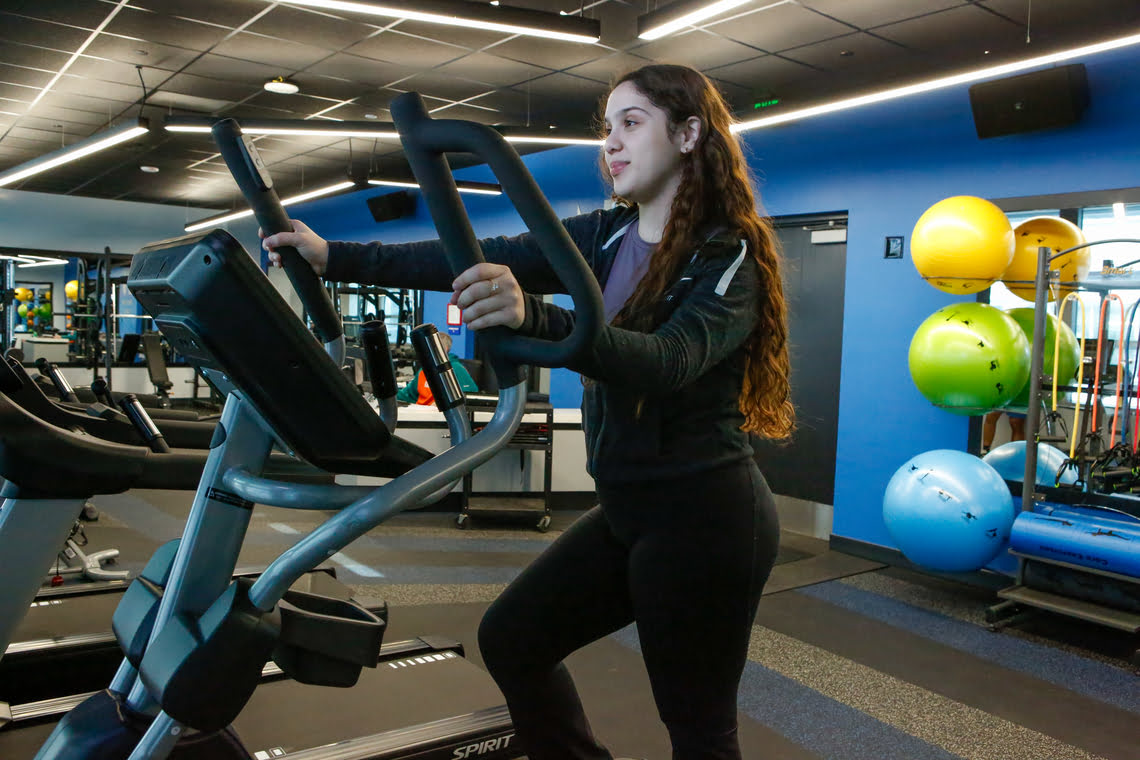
top-left (489, 278), bottom-right (500, 293)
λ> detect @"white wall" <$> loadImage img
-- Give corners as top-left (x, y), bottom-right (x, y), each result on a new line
top-left (0, 188), bottom-right (214, 254)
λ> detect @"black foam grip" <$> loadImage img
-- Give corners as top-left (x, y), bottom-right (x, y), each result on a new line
top-left (360, 320), bottom-right (398, 400)
top-left (411, 324), bottom-right (464, 411)
top-left (211, 119), bottom-right (343, 345)
top-left (36, 358), bottom-right (78, 403)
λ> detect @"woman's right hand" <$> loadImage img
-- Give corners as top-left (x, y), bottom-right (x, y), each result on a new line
top-left (260, 219), bottom-right (331, 275)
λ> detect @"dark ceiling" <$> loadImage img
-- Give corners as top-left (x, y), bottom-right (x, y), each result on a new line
top-left (1, 0), bottom-right (1137, 211)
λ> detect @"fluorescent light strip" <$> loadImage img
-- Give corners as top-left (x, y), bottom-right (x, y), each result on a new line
top-left (17, 260), bottom-right (66, 268)
top-left (368, 179), bottom-right (502, 195)
top-left (0, 121), bottom-right (149, 188)
top-left (732, 30), bottom-right (1140, 134)
top-left (639, 0), bottom-right (790, 41)
top-left (504, 136), bottom-right (602, 146)
top-left (166, 120), bottom-right (598, 146)
top-left (278, 0), bottom-right (599, 43)
top-left (240, 127), bottom-right (401, 139)
top-left (166, 124), bottom-right (401, 139)
top-left (185, 180), bottom-right (356, 232)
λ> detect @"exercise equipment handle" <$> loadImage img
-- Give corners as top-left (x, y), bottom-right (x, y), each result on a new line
top-left (117, 393), bottom-right (171, 453)
top-left (389, 92), bottom-right (603, 376)
top-left (411, 324), bottom-right (464, 412)
top-left (210, 119), bottom-right (343, 346)
top-left (359, 321), bottom-right (397, 400)
top-left (35, 358), bottom-right (78, 403)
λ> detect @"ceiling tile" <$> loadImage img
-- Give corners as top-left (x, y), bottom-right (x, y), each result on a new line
top-left (0, 85), bottom-right (32, 106)
top-left (285, 72), bottom-right (373, 103)
top-left (799, 0), bottom-right (967, 30)
top-left (125, 0), bottom-right (270, 31)
top-left (242, 91), bottom-right (352, 117)
top-left (51, 75), bottom-right (141, 103)
top-left (183, 53), bottom-right (287, 86)
top-left (780, 31), bottom-right (910, 73)
top-left (518, 73), bottom-right (607, 120)
top-left (103, 8), bottom-right (234, 52)
top-left (304, 53), bottom-right (415, 89)
top-left (346, 30), bottom-right (468, 69)
top-left (633, 29), bottom-right (771, 70)
top-left (425, 102), bottom-right (504, 124)
top-left (706, 54), bottom-right (817, 95)
top-left (18, 109), bottom-right (113, 130)
top-left (158, 72), bottom-right (256, 103)
top-left (315, 103), bottom-right (392, 121)
top-left (489, 37), bottom-right (610, 72)
top-left (0, 2), bottom-right (117, 29)
top-left (66, 57), bottom-right (156, 88)
top-left (872, 4), bottom-right (1024, 53)
top-left (0, 16), bottom-right (94, 50)
top-left (391, 71), bottom-right (496, 102)
top-left (84, 34), bottom-right (202, 73)
top-left (36, 91), bottom-right (134, 116)
top-left (703, 1), bottom-right (855, 53)
top-left (464, 88), bottom-right (535, 124)
top-left (0, 63), bottom-right (56, 89)
top-left (385, 20), bottom-right (513, 51)
top-left (434, 52), bottom-right (550, 88)
top-left (564, 52), bottom-right (653, 85)
top-left (0, 45), bottom-right (74, 72)
top-left (210, 33), bottom-right (337, 72)
top-left (248, 5), bottom-right (379, 50)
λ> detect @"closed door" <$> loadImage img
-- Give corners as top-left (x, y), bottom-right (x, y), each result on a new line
top-left (752, 214), bottom-right (847, 505)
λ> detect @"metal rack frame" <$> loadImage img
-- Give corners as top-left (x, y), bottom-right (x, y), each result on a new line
top-left (989, 239), bottom-right (1140, 649)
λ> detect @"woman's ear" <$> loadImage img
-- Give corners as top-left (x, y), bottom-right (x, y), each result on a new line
top-left (680, 116), bottom-right (702, 154)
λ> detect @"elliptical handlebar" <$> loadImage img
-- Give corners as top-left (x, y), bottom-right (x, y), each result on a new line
top-left (210, 119), bottom-right (344, 352)
top-left (389, 92), bottom-right (604, 386)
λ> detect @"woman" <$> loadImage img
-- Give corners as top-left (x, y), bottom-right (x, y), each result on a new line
top-left (264, 63), bottom-right (793, 760)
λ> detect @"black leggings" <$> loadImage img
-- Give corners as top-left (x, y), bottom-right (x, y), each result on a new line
top-left (478, 459), bottom-right (780, 760)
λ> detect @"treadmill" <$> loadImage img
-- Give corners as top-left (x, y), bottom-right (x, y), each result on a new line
top-left (0, 345), bottom-right (431, 708)
top-left (1, 93), bottom-right (604, 760)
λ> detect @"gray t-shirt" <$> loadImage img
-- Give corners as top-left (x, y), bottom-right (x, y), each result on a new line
top-left (602, 220), bottom-right (655, 323)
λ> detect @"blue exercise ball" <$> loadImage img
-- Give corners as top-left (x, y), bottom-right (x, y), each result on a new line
top-left (883, 449), bottom-right (1016, 572)
top-left (983, 441), bottom-right (1076, 487)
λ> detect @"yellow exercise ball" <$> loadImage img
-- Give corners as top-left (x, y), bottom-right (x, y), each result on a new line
top-left (13, 287), bottom-right (31, 303)
top-left (65, 280), bottom-right (79, 301)
top-left (911, 196), bottom-right (1015, 294)
top-left (1001, 217), bottom-right (1088, 302)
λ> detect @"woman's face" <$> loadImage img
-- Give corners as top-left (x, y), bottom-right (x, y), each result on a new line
top-left (603, 81), bottom-right (687, 205)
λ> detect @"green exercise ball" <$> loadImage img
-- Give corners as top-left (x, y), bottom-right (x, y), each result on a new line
top-left (909, 302), bottom-right (1031, 415)
top-left (37, 304), bottom-right (52, 319)
top-left (1004, 308), bottom-right (1080, 408)
top-left (16, 304), bottom-right (27, 318)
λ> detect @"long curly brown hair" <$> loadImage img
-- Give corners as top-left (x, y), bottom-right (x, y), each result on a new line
top-left (600, 64), bottom-right (794, 440)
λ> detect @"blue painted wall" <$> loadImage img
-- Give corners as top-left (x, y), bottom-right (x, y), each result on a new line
top-left (744, 46), bottom-right (1140, 551)
top-left (282, 44), bottom-right (1140, 556)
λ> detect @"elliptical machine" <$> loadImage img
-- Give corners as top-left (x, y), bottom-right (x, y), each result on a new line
top-left (22, 92), bottom-right (603, 760)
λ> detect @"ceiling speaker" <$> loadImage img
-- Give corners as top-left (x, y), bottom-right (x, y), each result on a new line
top-left (366, 190), bottom-right (416, 223)
top-left (968, 64), bottom-right (1089, 139)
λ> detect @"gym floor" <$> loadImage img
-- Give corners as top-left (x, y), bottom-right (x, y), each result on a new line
top-left (79, 489), bottom-right (1140, 760)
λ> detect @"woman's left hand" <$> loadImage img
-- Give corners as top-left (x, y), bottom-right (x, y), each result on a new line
top-left (450, 263), bottom-right (525, 330)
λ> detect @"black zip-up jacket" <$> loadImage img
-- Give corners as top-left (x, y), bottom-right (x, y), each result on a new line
top-left (325, 205), bottom-right (762, 484)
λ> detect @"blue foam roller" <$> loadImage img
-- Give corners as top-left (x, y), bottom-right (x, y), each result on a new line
top-left (1010, 510), bottom-right (1140, 578)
